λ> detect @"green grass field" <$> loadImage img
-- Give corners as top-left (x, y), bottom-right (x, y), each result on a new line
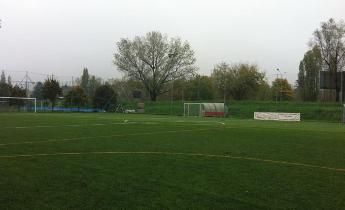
top-left (1, 113), bottom-right (345, 209)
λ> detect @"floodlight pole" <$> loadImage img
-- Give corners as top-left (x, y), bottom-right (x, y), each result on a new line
top-left (275, 72), bottom-right (279, 103)
top-left (170, 80), bottom-right (174, 115)
top-left (277, 68), bottom-right (283, 101)
top-left (34, 98), bottom-right (37, 113)
top-left (168, 52), bottom-right (177, 116)
top-left (223, 76), bottom-right (226, 105)
top-left (341, 69), bottom-right (343, 104)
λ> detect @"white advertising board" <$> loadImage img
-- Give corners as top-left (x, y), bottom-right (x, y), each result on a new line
top-left (254, 112), bottom-right (300, 122)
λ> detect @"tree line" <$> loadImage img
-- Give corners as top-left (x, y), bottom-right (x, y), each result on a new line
top-left (30, 69), bottom-right (117, 111)
top-left (112, 31), bottom-right (293, 102)
top-left (112, 18), bottom-right (344, 103)
top-left (0, 69), bottom-right (117, 111)
top-left (1, 18), bottom-right (343, 110)
top-left (5, 64), bottom-right (290, 112)
top-left (0, 71), bottom-right (26, 109)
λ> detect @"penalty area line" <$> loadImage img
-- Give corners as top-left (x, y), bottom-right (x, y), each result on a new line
top-left (0, 151), bottom-right (344, 173)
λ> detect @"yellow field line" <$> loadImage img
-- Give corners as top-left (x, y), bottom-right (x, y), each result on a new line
top-left (0, 151), bottom-right (344, 173)
top-left (0, 128), bottom-right (218, 146)
top-left (226, 125), bottom-right (345, 134)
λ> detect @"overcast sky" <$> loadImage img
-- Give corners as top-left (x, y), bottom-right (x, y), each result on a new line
top-left (1, 0), bottom-right (344, 84)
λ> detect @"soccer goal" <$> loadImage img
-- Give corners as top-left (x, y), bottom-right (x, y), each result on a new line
top-left (184, 103), bottom-right (227, 117)
top-left (0, 97), bottom-right (37, 113)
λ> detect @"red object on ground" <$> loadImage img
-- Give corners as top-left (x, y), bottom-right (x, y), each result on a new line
top-left (204, 112), bottom-right (225, 117)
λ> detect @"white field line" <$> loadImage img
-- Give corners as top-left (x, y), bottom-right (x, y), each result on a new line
top-left (0, 151), bottom-right (344, 173)
top-left (0, 128), bottom-right (218, 146)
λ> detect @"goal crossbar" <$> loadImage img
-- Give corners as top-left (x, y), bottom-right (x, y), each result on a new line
top-left (0, 97), bottom-right (37, 113)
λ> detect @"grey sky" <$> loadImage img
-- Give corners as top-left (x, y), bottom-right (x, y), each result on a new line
top-left (0, 0), bottom-right (344, 84)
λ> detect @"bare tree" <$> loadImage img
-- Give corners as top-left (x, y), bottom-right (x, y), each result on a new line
top-left (313, 18), bottom-right (345, 101)
top-left (114, 31), bottom-right (197, 101)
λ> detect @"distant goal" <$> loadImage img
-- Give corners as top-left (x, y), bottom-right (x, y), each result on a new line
top-left (0, 97), bottom-right (37, 113)
top-left (184, 103), bottom-right (227, 117)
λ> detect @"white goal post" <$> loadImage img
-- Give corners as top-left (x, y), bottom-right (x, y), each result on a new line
top-left (184, 103), bottom-right (203, 117)
top-left (184, 103), bottom-right (227, 117)
top-left (0, 97), bottom-right (37, 113)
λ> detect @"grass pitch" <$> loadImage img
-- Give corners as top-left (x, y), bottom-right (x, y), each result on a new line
top-left (0, 113), bottom-right (345, 209)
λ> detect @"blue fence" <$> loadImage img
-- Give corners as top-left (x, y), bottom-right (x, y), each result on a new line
top-left (32, 106), bottom-right (105, 113)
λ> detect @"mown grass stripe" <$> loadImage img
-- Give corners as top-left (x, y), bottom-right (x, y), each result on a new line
top-left (0, 128), bottom-right (218, 146)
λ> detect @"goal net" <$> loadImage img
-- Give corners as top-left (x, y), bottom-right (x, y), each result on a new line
top-left (0, 97), bottom-right (37, 113)
top-left (184, 103), bottom-right (227, 117)
top-left (184, 103), bottom-right (203, 117)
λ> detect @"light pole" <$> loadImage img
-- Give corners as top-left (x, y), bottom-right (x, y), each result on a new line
top-left (170, 80), bottom-right (174, 115)
top-left (275, 73), bottom-right (279, 103)
top-left (276, 68), bottom-right (283, 101)
top-left (168, 52), bottom-right (177, 116)
top-left (341, 69), bottom-right (343, 104)
top-left (223, 76), bottom-right (226, 105)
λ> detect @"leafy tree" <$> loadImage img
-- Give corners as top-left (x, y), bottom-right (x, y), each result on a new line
top-left (0, 83), bottom-right (11, 97)
top-left (211, 62), bottom-right (229, 100)
top-left (297, 46), bottom-right (322, 101)
top-left (76, 69), bottom-right (102, 99)
top-left (42, 78), bottom-right (62, 111)
top-left (31, 82), bottom-right (44, 100)
top-left (212, 63), bottom-right (267, 100)
top-left (108, 78), bottom-right (144, 101)
top-left (184, 75), bottom-right (214, 101)
top-left (313, 18), bottom-right (345, 101)
top-left (7, 76), bottom-right (11, 86)
top-left (0, 71), bottom-right (6, 84)
top-left (87, 75), bottom-right (102, 97)
top-left (114, 31), bottom-right (197, 101)
top-left (93, 84), bottom-right (117, 111)
top-left (0, 71), bottom-right (11, 97)
top-left (157, 78), bottom-right (186, 101)
top-left (256, 82), bottom-right (272, 101)
top-left (9, 85), bottom-right (26, 109)
top-left (272, 78), bottom-right (294, 101)
top-left (80, 68), bottom-right (89, 93)
top-left (64, 86), bottom-right (88, 110)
